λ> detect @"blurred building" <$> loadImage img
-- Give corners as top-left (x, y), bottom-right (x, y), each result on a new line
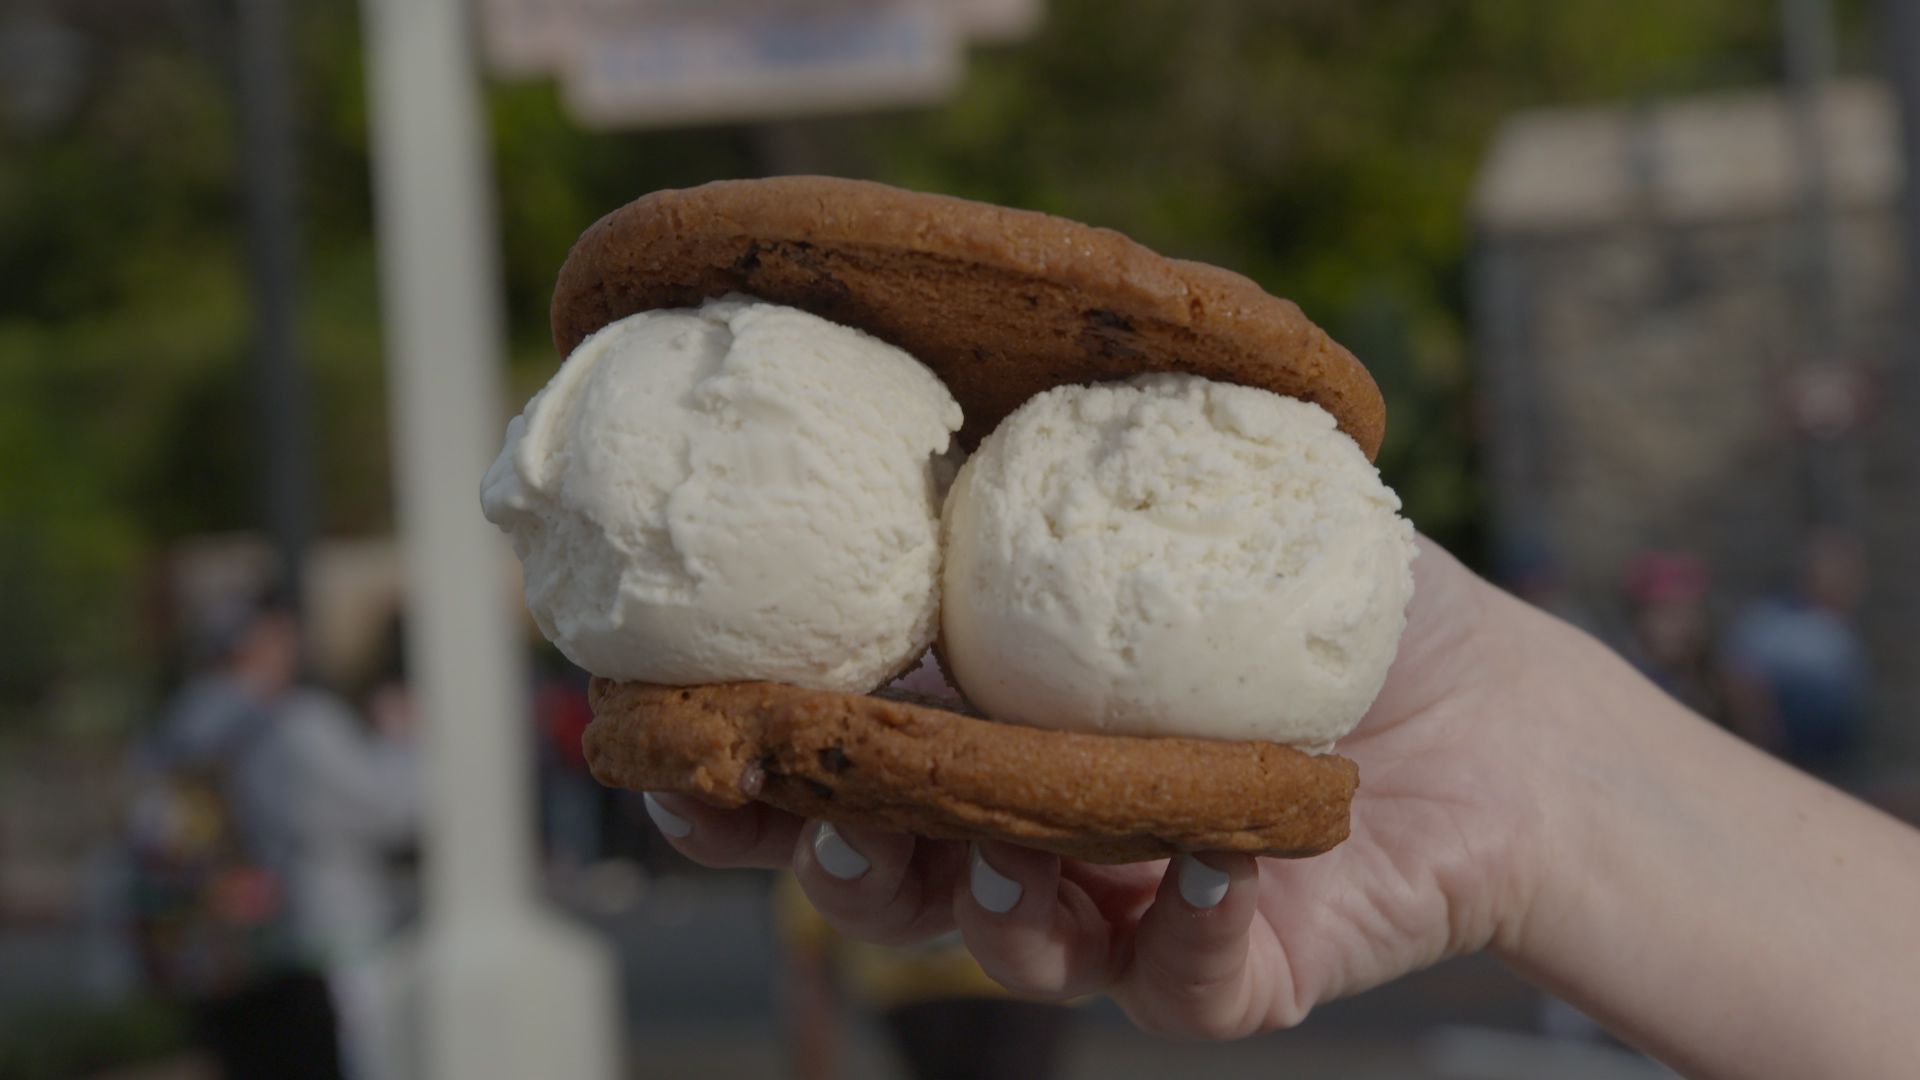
top-left (1473, 79), bottom-right (1920, 758)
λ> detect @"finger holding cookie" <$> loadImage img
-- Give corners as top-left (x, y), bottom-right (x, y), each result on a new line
top-left (1110, 852), bottom-right (1269, 1040)
top-left (639, 793), bottom-right (801, 871)
top-left (791, 822), bottom-right (964, 948)
top-left (940, 844), bottom-right (1267, 1034)
top-left (949, 841), bottom-right (1122, 1002)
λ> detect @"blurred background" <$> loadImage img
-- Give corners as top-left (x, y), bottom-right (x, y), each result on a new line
top-left (3, 0), bottom-right (1918, 1077)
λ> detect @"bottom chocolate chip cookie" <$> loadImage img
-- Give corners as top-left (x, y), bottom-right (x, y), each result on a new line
top-left (584, 678), bottom-right (1357, 864)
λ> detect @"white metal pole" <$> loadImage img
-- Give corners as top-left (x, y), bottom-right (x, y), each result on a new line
top-left (359, 0), bottom-right (618, 1076)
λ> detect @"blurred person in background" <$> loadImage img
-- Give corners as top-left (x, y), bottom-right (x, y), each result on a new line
top-left (1720, 530), bottom-right (1869, 778)
top-left (127, 589), bottom-right (344, 1080)
top-left (128, 594), bottom-right (420, 1080)
top-left (776, 873), bottom-right (1075, 1080)
top-left (1622, 550), bottom-right (1721, 722)
top-left (306, 609), bottom-right (421, 1080)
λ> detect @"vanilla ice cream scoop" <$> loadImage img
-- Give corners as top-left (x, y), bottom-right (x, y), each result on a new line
top-left (940, 374), bottom-right (1415, 750)
top-left (481, 298), bottom-right (962, 692)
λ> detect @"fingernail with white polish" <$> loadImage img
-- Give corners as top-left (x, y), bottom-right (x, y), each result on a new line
top-left (812, 822), bottom-right (870, 880)
top-left (970, 843), bottom-right (1022, 914)
top-left (1177, 855), bottom-right (1230, 909)
top-left (643, 793), bottom-right (692, 838)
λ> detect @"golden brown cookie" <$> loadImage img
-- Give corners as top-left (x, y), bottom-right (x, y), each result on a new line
top-left (584, 679), bottom-right (1357, 864)
top-left (550, 175), bottom-right (1384, 457)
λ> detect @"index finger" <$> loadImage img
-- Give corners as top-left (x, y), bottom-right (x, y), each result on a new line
top-left (640, 792), bottom-right (803, 870)
top-left (1113, 853), bottom-right (1273, 1040)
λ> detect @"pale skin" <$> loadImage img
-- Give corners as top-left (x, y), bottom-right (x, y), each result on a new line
top-left (643, 539), bottom-right (1920, 1080)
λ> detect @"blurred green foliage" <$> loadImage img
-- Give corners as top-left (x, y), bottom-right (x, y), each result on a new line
top-left (0, 0), bottom-right (1871, 732)
top-left (0, 995), bottom-right (190, 1079)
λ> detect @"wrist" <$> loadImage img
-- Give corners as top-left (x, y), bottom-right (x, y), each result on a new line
top-left (1460, 589), bottom-right (1675, 967)
top-left (1372, 544), bottom-right (1588, 967)
top-left (1475, 608), bottom-right (1829, 1078)
top-left (1483, 609), bottom-right (1663, 962)
top-left (1385, 558), bottom-right (1596, 968)
top-left (1444, 564), bottom-right (1920, 1080)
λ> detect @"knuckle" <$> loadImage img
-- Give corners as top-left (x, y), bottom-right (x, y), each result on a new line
top-left (970, 940), bottom-right (1096, 1000)
top-left (980, 959), bottom-right (1073, 999)
top-left (833, 911), bottom-right (950, 949)
top-left (806, 877), bottom-right (941, 948)
top-left (1189, 1007), bottom-right (1260, 1042)
top-left (694, 813), bottom-right (789, 869)
top-left (1125, 959), bottom-right (1262, 1040)
top-left (680, 842), bottom-right (747, 870)
top-left (1116, 998), bottom-right (1184, 1039)
top-left (1121, 996), bottom-right (1256, 1042)
top-left (699, 826), bottom-right (763, 866)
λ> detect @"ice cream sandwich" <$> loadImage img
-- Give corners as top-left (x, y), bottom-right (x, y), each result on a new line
top-left (486, 176), bottom-right (1413, 863)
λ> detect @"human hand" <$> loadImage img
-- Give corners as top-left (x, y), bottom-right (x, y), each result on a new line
top-left (642, 537), bottom-right (1563, 1037)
